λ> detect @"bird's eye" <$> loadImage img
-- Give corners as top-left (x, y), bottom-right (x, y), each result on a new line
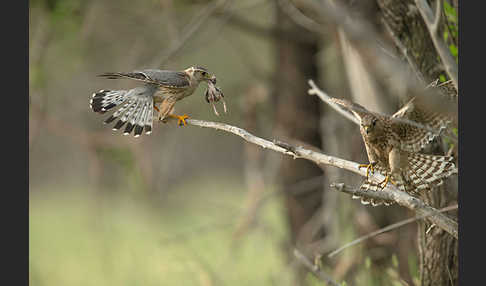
top-left (201, 71), bottom-right (207, 77)
top-left (372, 119), bottom-right (377, 126)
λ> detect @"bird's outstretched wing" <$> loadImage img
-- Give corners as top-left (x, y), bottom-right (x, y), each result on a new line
top-left (99, 69), bottom-right (190, 89)
top-left (391, 95), bottom-right (452, 153)
top-left (329, 98), bottom-right (378, 121)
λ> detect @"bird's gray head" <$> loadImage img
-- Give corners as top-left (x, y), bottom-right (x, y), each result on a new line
top-left (184, 66), bottom-right (214, 83)
top-left (360, 114), bottom-right (382, 136)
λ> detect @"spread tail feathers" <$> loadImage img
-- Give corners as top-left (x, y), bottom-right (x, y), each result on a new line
top-left (356, 152), bottom-right (457, 207)
top-left (398, 152), bottom-right (457, 194)
top-left (90, 88), bottom-right (154, 137)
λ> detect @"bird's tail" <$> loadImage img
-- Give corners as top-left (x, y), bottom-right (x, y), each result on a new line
top-left (356, 152), bottom-right (457, 207)
top-left (90, 88), bottom-right (154, 137)
top-left (397, 152), bottom-right (457, 194)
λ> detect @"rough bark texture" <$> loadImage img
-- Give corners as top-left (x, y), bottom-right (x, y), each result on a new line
top-left (375, 0), bottom-right (458, 285)
top-left (274, 3), bottom-right (324, 284)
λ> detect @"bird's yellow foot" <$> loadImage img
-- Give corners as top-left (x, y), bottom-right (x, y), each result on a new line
top-left (169, 114), bottom-right (189, 126)
top-left (358, 162), bottom-right (376, 180)
top-left (378, 175), bottom-right (395, 189)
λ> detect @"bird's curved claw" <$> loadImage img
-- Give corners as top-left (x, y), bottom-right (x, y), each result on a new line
top-left (174, 114), bottom-right (189, 126)
top-left (358, 162), bottom-right (377, 180)
top-left (378, 174), bottom-right (395, 190)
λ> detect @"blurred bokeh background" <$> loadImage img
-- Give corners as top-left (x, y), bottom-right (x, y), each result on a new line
top-left (29, 0), bottom-right (458, 285)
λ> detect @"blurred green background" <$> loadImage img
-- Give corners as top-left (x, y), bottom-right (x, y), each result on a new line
top-left (29, 0), bottom-right (428, 285)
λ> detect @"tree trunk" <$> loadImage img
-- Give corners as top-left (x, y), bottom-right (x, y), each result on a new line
top-left (273, 3), bottom-right (324, 284)
top-left (375, 0), bottom-right (459, 284)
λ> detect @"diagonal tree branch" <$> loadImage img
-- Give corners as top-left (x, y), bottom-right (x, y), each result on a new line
top-left (308, 79), bottom-right (458, 143)
top-left (307, 80), bottom-right (359, 125)
top-left (381, 19), bottom-right (426, 84)
top-left (149, 0), bottom-right (232, 68)
top-left (295, 0), bottom-right (458, 102)
top-left (185, 118), bottom-right (457, 239)
top-left (415, 0), bottom-right (458, 91)
top-left (329, 183), bottom-right (457, 239)
top-left (326, 203), bottom-right (458, 258)
top-left (292, 248), bottom-right (340, 286)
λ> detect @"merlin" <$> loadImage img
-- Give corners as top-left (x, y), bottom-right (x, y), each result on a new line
top-left (331, 94), bottom-right (457, 206)
top-left (90, 66), bottom-right (216, 137)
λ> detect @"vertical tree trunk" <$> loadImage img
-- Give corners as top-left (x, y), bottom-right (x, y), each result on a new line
top-left (273, 3), bottom-right (324, 284)
top-left (375, 0), bottom-right (459, 284)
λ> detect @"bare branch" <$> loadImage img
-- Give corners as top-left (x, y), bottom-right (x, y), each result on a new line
top-left (308, 80), bottom-right (458, 143)
top-left (382, 19), bottom-right (426, 84)
top-left (307, 80), bottom-right (360, 125)
top-left (186, 119), bottom-right (296, 156)
top-left (415, 0), bottom-right (458, 90)
top-left (276, 0), bottom-right (324, 34)
top-left (327, 203), bottom-right (458, 258)
top-left (297, 0), bottom-right (458, 101)
top-left (330, 183), bottom-right (457, 239)
top-left (185, 119), bottom-right (457, 239)
top-left (149, 0), bottom-right (232, 68)
top-left (292, 248), bottom-right (340, 286)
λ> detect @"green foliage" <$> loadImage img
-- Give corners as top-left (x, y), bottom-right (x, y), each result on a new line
top-left (449, 44), bottom-right (458, 59)
top-left (305, 272), bottom-right (322, 286)
top-left (439, 74), bottom-right (447, 83)
top-left (443, 1), bottom-right (457, 25)
top-left (443, 1), bottom-right (458, 62)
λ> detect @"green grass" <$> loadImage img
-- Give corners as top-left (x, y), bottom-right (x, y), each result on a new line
top-left (29, 179), bottom-right (294, 286)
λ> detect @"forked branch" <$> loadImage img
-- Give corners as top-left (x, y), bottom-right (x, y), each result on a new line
top-left (185, 119), bottom-right (457, 239)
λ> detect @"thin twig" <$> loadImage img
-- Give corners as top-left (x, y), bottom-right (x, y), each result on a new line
top-left (298, 0), bottom-right (457, 102)
top-left (276, 0), bottom-right (324, 34)
top-left (307, 80), bottom-right (359, 125)
top-left (415, 0), bottom-right (458, 91)
top-left (185, 119), bottom-right (457, 239)
top-left (308, 80), bottom-right (458, 143)
top-left (327, 204), bottom-right (458, 258)
top-left (330, 183), bottom-right (457, 239)
top-left (150, 0), bottom-right (231, 68)
top-left (293, 248), bottom-right (340, 286)
top-left (381, 19), bottom-right (426, 84)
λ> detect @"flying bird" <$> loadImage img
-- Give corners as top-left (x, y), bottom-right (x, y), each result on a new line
top-left (90, 66), bottom-right (216, 137)
top-left (330, 93), bottom-right (457, 206)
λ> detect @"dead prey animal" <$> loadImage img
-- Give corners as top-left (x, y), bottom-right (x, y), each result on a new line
top-left (205, 76), bottom-right (227, 116)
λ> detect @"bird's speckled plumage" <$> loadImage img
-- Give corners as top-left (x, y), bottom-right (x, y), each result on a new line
top-left (331, 96), bottom-right (457, 207)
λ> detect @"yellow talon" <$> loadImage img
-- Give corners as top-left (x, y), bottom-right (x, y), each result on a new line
top-left (169, 114), bottom-right (189, 126)
top-left (358, 162), bottom-right (376, 180)
top-left (378, 175), bottom-right (395, 189)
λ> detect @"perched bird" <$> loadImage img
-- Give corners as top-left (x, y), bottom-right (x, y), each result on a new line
top-left (90, 66), bottom-right (216, 137)
top-left (331, 94), bottom-right (457, 206)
